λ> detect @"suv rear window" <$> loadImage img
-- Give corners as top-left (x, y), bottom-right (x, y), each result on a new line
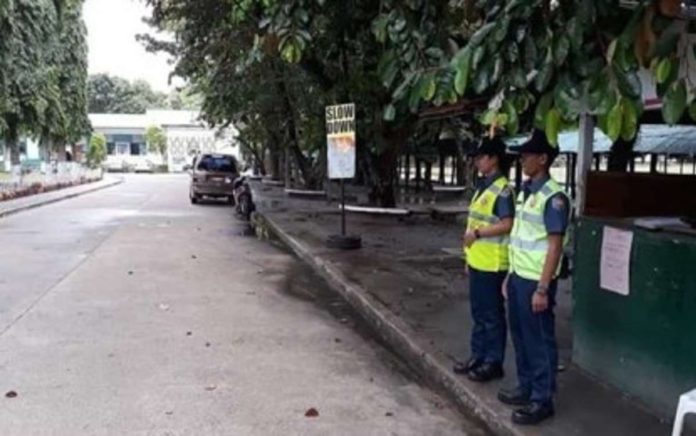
top-left (196, 155), bottom-right (237, 173)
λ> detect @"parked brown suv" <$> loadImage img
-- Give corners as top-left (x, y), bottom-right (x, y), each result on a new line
top-left (189, 153), bottom-right (239, 204)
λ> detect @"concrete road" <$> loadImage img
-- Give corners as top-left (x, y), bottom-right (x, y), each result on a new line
top-left (0, 175), bottom-right (486, 436)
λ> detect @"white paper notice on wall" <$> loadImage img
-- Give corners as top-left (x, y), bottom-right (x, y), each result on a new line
top-left (600, 226), bottom-right (634, 296)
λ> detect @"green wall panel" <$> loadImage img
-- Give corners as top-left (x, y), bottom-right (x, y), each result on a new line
top-left (573, 218), bottom-right (696, 416)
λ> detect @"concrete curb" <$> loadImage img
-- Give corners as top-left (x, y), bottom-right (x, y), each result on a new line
top-left (256, 211), bottom-right (525, 436)
top-left (0, 178), bottom-right (123, 219)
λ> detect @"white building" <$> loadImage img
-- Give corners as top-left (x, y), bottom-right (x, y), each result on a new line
top-left (89, 110), bottom-right (239, 172)
top-left (0, 138), bottom-right (42, 172)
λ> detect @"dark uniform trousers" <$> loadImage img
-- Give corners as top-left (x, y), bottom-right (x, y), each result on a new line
top-left (469, 267), bottom-right (507, 364)
top-left (507, 273), bottom-right (558, 405)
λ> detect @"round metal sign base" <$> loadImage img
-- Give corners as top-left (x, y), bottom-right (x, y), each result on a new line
top-left (326, 234), bottom-right (362, 250)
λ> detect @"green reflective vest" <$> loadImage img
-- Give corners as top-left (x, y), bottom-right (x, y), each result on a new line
top-left (465, 176), bottom-right (511, 272)
top-left (509, 178), bottom-right (570, 281)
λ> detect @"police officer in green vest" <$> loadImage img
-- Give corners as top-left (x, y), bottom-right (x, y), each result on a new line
top-left (453, 136), bottom-right (514, 382)
top-left (497, 129), bottom-right (570, 425)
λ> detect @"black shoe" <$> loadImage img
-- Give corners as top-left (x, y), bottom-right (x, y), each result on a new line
top-left (453, 357), bottom-right (481, 375)
top-left (498, 386), bottom-right (531, 406)
top-left (512, 402), bottom-right (554, 425)
top-left (467, 362), bottom-right (504, 382)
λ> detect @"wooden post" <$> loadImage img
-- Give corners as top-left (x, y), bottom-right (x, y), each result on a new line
top-left (284, 146), bottom-right (291, 188)
top-left (576, 114), bottom-right (595, 216)
top-left (650, 153), bottom-right (658, 174)
top-left (570, 153), bottom-right (577, 199)
top-left (514, 158), bottom-right (522, 192)
top-left (565, 154), bottom-right (571, 192)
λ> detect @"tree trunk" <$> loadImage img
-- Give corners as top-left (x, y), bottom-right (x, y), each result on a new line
top-left (367, 150), bottom-right (398, 207)
top-left (424, 161), bottom-right (433, 191)
top-left (608, 136), bottom-right (636, 172)
top-left (415, 159), bottom-right (422, 190)
top-left (438, 153), bottom-right (446, 185)
top-left (404, 153), bottom-right (411, 189)
top-left (273, 61), bottom-right (313, 187)
top-left (456, 148), bottom-right (466, 186)
top-left (5, 118), bottom-right (21, 166)
top-left (55, 142), bottom-right (67, 162)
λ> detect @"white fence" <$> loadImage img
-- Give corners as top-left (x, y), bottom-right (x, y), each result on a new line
top-left (0, 163), bottom-right (102, 193)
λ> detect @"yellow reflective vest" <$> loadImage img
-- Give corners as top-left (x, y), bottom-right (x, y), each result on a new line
top-left (509, 178), bottom-right (570, 281)
top-left (464, 176), bottom-right (511, 272)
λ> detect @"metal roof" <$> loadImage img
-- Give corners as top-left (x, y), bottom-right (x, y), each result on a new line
top-left (507, 124), bottom-right (696, 155)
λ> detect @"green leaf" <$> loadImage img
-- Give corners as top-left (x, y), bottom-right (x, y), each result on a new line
top-left (372, 15), bottom-right (389, 43)
top-left (503, 100), bottom-right (519, 134)
top-left (535, 63), bottom-right (553, 92)
top-left (662, 79), bottom-right (687, 124)
top-left (614, 67), bottom-right (641, 99)
top-left (473, 59), bottom-right (493, 93)
top-left (383, 104), bottom-right (396, 121)
top-left (607, 101), bottom-right (623, 141)
top-left (545, 108), bottom-right (561, 146)
top-left (607, 39), bottom-right (618, 63)
top-left (656, 58), bottom-right (673, 84)
top-left (506, 42), bottom-right (519, 63)
top-left (454, 50), bottom-right (471, 95)
top-left (493, 18), bottom-right (510, 43)
top-left (472, 46), bottom-right (485, 70)
top-left (621, 100), bottom-right (638, 141)
top-left (481, 109), bottom-right (497, 125)
top-left (524, 35), bottom-right (537, 71)
top-left (554, 36), bottom-right (570, 66)
top-left (421, 74), bottom-right (437, 101)
top-left (470, 22), bottom-right (496, 47)
top-left (652, 23), bottom-right (681, 58)
top-left (689, 101), bottom-right (696, 122)
top-left (534, 93), bottom-right (553, 129)
top-left (491, 58), bottom-right (503, 85)
top-left (392, 72), bottom-right (416, 100)
top-left (511, 68), bottom-right (527, 88)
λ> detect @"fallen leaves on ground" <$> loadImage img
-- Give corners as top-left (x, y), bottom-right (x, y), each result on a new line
top-left (5, 391), bottom-right (17, 398)
top-left (304, 408), bottom-right (319, 418)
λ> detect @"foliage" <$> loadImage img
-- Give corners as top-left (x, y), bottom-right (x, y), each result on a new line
top-left (145, 125), bottom-right (167, 156)
top-left (144, 0), bottom-right (692, 203)
top-left (88, 74), bottom-right (169, 114)
top-left (0, 0), bottom-right (90, 164)
top-left (86, 132), bottom-right (107, 168)
top-left (379, 0), bottom-right (692, 144)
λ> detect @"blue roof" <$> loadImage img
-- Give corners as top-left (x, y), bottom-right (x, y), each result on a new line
top-left (506, 124), bottom-right (696, 155)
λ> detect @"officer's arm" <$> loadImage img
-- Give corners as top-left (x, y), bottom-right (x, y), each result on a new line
top-left (479, 186), bottom-right (514, 237)
top-left (539, 194), bottom-right (569, 289)
top-left (477, 217), bottom-right (513, 237)
top-left (539, 235), bottom-right (563, 289)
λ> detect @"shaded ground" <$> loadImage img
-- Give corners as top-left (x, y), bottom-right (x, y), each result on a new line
top-left (255, 182), bottom-right (686, 436)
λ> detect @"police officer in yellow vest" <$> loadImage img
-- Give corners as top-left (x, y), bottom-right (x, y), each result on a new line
top-left (497, 129), bottom-right (571, 425)
top-left (453, 137), bottom-right (514, 382)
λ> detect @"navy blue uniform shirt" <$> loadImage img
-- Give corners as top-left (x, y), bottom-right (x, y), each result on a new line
top-left (475, 172), bottom-right (515, 219)
top-left (521, 175), bottom-right (569, 235)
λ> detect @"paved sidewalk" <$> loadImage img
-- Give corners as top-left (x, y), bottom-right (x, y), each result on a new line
top-left (0, 176), bottom-right (123, 219)
top-left (253, 183), bottom-right (686, 436)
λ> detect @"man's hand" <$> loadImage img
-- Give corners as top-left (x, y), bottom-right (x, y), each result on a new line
top-left (463, 230), bottom-right (477, 248)
top-left (532, 291), bottom-right (549, 313)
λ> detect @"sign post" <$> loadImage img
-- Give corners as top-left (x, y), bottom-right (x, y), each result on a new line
top-left (325, 103), bottom-right (361, 250)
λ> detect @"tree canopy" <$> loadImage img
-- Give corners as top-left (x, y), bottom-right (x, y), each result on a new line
top-left (0, 0), bottom-right (90, 164)
top-left (143, 0), bottom-right (694, 204)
